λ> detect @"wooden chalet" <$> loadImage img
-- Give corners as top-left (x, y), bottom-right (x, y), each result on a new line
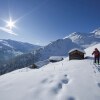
top-left (68, 48), bottom-right (85, 60)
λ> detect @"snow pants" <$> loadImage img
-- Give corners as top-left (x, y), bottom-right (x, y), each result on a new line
top-left (94, 56), bottom-right (99, 64)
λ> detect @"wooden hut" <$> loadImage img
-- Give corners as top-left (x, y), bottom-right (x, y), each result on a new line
top-left (68, 48), bottom-right (85, 60)
top-left (29, 64), bottom-right (38, 69)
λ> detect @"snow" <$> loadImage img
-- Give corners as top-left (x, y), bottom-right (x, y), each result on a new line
top-left (91, 27), bottom-right (100, 36)
top-left (68, 48), bottom-right (85, 54)
top-left (49, 56), bottom-right (64, 61)
top-left (64, 32), bottom-right (85, 41)
top-left (34, 60), bottom-right (49, 68)
top-left (0, 39), bottom-right (41, 65)
top-left (0, 44), bottom-right (100, 100)
top-left (65, 30), bottom-right (100, 48)
top-left (34, 38), bottom-right (81, 62)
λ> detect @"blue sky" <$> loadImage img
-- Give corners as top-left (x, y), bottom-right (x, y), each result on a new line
top-left (0, 0), bottom-right (100, 45)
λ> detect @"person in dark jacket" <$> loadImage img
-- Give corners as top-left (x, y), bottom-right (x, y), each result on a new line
top-left (92, 48), bottom-right (100, 64)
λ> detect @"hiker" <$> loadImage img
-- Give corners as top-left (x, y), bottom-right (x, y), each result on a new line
top-left (92, 48), bottom-right (100, 65)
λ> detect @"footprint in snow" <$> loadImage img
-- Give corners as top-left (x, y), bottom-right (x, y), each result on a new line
top-left (64, 74), bottom-right (67, 77)
top-left (52, 78), bottom-right (69, 94)
top-left (52, 83), bottom-right (62, 94)
top-left (61, 74), bottom-right (69, 84)
top-left (67, 96), bottom-right (75, 100)
top-left (62, 79), bottom-right (69, 84)
top-left (97, 83), bottom-right (100, 88)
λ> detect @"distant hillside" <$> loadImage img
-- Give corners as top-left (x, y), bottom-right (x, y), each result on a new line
top-left (0, 39), bottom-right (40, 64)
top-left (33, 38), bottom-right (81, 62)
top-left (0, 38), bottom-right (81, 75)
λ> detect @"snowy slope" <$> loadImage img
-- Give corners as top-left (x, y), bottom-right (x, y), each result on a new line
top-left (65, 28), bottom-right (100, 48)
top-left (0, 43), bottom-right (100, 100)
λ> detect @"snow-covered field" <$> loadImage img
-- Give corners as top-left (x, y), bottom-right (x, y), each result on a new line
top-left (0, 44), bottom-right (100, 100)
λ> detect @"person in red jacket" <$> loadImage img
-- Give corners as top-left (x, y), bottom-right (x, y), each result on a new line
top-left (92, 48), bottom-right (100, 65)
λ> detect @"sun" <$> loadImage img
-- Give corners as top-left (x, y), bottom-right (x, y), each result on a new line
top-left (6, 18), bottom-right (15, 30)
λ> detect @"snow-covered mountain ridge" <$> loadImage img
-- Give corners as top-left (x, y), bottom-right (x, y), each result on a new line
top-left (34, 38), bottom-right (81, 62)
top-left (0, 43), bottom-right (100, 100)
top-left (0, 39), bottom-right (40, 64)
top-left (33, 27), bottom-right (100, 62)
top-left (91, 27), bottom-right (100, 36)
top-left (0, 38), bottom-right (81, 75)
top-left (65, 28), bottom-right (100, 48)
top-left (0, 39), bottom-right (40, 53)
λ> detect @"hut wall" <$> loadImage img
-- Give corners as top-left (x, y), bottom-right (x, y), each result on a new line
top-left (69, 51), bottom-right (84, 60)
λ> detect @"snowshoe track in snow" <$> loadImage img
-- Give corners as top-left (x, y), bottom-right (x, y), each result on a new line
top-left (66, 96), bottom-right (75, 100)
top-left (40, 74), bottom-right (69, 94)
top-left (97, 83), bottom-right (100, 88)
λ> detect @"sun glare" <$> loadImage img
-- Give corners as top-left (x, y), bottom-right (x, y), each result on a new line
top-left (6, 18), bottom-right (15, 30)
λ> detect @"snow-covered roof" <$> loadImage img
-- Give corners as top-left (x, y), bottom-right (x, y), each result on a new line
top-left (68, 48), bottom-right (85, 54)
top-left (49, 56), bottom-right (63, 61)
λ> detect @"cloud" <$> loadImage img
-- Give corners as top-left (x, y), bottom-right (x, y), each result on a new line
top-left (0, 27), bottom-right (18, 36)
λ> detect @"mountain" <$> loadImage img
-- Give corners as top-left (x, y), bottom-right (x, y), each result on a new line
top-left (33, 38), bottom-right (81, 62)
top-left (0, 43), bottom-right (100, 100)
top-left (0, 27), bottom-right (100, 75)
top-left (0, 39), bottom-right (40, 64)
top-left (91, 27), bottom-right (100, 36)
top-left (0, 38), bottom-right (81, 74)
top-left (65, 28), bottom-right (100, 48)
